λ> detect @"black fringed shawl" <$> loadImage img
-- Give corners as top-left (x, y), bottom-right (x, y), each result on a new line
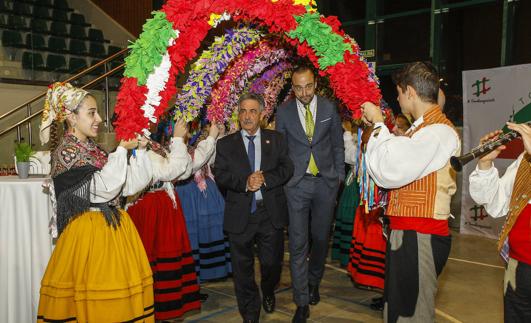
top-left (51, 134), bottom-right (121, 236)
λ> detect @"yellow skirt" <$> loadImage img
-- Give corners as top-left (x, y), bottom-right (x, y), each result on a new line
top-left (37, 210), bottom-right (154, 322)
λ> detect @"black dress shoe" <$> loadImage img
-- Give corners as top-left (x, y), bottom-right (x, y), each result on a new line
top-left (199, 292), bottom-right (209, 302)
top-left (370, 296), bottom-right (384, 311)
top-left (308, 284), bottom-right (320, 305)
top-left (292, 305), bottom-right (309, 323)
top-left (262, 294), bottom-right (275, 313)
top-left (242, 319), bottom-right (258, 323)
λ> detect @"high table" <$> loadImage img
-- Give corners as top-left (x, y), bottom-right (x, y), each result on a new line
top-left (0, 176), bottom-right (54, 323)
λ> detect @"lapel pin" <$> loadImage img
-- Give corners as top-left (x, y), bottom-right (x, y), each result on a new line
top-left (266, 140), bottom-right (270, 144)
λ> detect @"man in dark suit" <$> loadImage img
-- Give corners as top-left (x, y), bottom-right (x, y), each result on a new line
top-left (215, 93), bottom-right (294, 323)
top-left (276, 66), bottom-right (345, 323)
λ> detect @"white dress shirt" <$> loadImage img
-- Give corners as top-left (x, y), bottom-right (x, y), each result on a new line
top-left (469, 153), bottom-right (530, 218)
top-left (365, 115), bottom-right (460, 189)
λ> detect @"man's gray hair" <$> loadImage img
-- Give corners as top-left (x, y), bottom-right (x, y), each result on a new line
top-left (238, 93), bottom-right (265, 112)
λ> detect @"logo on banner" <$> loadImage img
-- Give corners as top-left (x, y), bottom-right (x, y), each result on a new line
top-left (468, 76), bottom-right (495, 104)
top-left (464, 205), bottom-right (491, 228)
top-left (472, 77), bottom-right (491, 97)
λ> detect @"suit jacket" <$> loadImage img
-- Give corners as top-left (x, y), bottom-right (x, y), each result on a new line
top-left (275, 95), bottom-right (345, 188)
top-left (214, 129), bottom-right (294, 234)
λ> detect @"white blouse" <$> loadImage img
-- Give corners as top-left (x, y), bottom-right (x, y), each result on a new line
top-left (343, 131), bottom-right (358, 166)
top-left (190, 136), bottom-right (216, 174)
top-left (469, 153), bottom-right (529, 219)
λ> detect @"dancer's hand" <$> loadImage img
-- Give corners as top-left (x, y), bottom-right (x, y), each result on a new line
top-left (119, 139), bottom-right (139, 150)
top-left (361, 102), bottom-right (384, 125)
top-left (173, 118), bottom-right (187, 138)
top-left (209, 122), bottom-right (220, 139)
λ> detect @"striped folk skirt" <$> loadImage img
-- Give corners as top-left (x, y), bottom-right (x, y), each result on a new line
top-left (127, 190), bottom-right (200, 320)
top-left (38, 210), bottom-right (154, 322)
top-left (175, 178), bottom-right (232, 282)
top-left (348, 206), bottom-right (386, 291)
top-left (332, 177), bottom-right (359, 267)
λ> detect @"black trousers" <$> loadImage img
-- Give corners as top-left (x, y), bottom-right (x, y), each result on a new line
top-left (505, 259), bottom-right (531, 323)
top-left (228, 205), bottom-right (284, 321)
top-left (384, 230), bottom-right (451, 323)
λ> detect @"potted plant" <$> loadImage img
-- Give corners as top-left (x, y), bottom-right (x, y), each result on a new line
top-left (15, 142), bottom-right (35, 179)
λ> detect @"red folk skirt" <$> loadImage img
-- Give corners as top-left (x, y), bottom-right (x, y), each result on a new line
top-left (127, 190), bottom-right (200, 320)
top-left (347, 206), bottom-right (386, 292)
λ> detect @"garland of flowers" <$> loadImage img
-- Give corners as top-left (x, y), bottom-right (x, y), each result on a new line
top-left (174, 25), bottom-right (262, 121)
top-left (262, 69), bottom-right (292, 117)
top-left (114, 0), bottom-right (380, 139)
top-left (250, 61), bottom-right (291, 94)
top-left (208, 40), bottom-right (291, 121)
top-left (246, 61), bottom-right (292, 116)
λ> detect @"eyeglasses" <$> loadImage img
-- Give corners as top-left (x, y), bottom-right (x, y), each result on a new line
top-left (293, 83), bottom-right (315, 93)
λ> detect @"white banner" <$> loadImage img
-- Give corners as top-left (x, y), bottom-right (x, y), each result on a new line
top-left (460, 64), bottom-right (531, 238)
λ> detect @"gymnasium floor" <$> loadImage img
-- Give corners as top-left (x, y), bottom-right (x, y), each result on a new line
top-left (181, 232), bottom-right (504, 322)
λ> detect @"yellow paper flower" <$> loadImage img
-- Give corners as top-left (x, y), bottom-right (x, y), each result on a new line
top-left (208, 13), bottom-right (222, 26)
top-left (293, 0), bottom-right (316, 7)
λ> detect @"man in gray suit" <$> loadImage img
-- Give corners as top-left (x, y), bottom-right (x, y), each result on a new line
top-left (275, 66), bottom-right (345, 323)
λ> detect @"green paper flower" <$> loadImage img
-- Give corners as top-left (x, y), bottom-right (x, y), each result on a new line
top-left (124, 11), bottom-right (177, 85)
top-left (287, 12), bottom-right (351, 69)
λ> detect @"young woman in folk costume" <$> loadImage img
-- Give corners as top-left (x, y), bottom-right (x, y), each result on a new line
top-left (37, 82), bottom-right (155, 322)
top-left (347, 107), bottom-right (395, 311)
top-left (126, 118), bottom-right (203, 320)
top-left (331, 120), bottom-right (360, 267)
top-left (175, 123), bottom-right (232, 283)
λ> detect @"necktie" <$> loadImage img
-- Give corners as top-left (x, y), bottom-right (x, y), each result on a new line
top-left (305, 104), bottom-right (319, 176)
top-left (246, 135), bottom-right (257, 213)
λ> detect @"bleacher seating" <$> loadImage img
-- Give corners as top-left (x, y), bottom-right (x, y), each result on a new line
top-left (22, 51), bottom-right (45, 70)
top-left (70, 24), bottom-right (87, 39)
top-left (69, 39), bottom-right (87, 55)
top-left (26, 34), bottom-right (47, 50)
top-left (46, 54), bottom-right (66, 72)
top-left (68, 57), bottom-right (87, 73)
top-left (2, 30), bottom-right (24, 47)
top-left (0, 0), bottom-right (123, 77)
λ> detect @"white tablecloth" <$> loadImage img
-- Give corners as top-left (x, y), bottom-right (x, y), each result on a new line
top-left (0, 176), bottom-right (54, 323)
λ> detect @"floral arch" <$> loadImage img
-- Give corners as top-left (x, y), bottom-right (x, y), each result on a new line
top-left (113, 0), bottom-right (381, 139)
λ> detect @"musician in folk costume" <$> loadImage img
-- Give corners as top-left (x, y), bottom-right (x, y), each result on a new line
top-left (469, 122), bottom-right (531, 322)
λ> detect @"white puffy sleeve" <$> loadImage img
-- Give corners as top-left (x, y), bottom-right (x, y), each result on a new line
top-left (469, 155), bottom-right (523, 219)
top-left (122, 149), bottom-right (153, 196)
top-left (365, 122), bottom-right (460, 189)
top-left (190, 136), bottom-right (216, 173)
top-left (150, 137), bottom-right (192, 182)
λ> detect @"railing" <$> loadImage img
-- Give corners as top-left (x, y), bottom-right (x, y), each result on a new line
top-left (0, 48), bottom-right (127, 145)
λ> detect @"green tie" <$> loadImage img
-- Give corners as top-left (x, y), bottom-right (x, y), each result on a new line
top-left (305, 104), bottom-right (319, 176)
